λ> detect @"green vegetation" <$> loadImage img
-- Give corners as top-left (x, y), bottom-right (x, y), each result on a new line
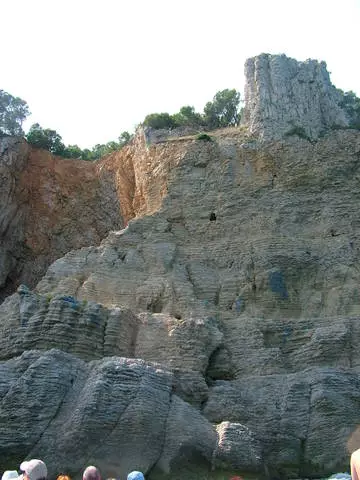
top-left (1, 86), bottom-right (241, 159)
top-left (143, 88), bottom-right (241, 131)
top-left (203, 89), bottom-right (241, 128)
top-left (26, 123), bottom-right (66, 155)
top-left (26, 123), bottom-right (132, 160)
top-left (0, 89), bottom-right (30, 136)
top-left (143, 112), bottom-right (176, 130)
top-left (171, 106), bottom-right (203, 128)
top-left (196, 133), bottom-right (213, 141)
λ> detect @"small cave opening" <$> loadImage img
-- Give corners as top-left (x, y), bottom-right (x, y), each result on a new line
top-left (146, 297), bottom-right (163, 313)
top-left (209, 212), bottom-right (216, 221)
top-left (205, 347), bottom-right (235, 384)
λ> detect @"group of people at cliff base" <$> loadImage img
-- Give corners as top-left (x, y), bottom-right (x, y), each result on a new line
top-left (1, 459), bottom-right (145, 480)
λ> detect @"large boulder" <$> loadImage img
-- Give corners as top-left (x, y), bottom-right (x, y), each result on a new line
top-left (0, 349), bottom-right (221, 479)
top-left (204, 369), bottom-right (360, 477)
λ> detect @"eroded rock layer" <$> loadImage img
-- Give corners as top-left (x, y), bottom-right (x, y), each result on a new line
top-left (0, 349), bottom-right (219, 479)
top-left (1, 53), bottom-right (360, 479)
top-left (0, 131), bottom-right (187, 301)
top-left (0, 137), bottom-right (123, 300)
top-left (1, 125), bottom-right (360, 477)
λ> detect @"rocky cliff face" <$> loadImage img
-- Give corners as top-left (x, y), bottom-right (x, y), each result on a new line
top-left (0, 132), bottom-right (186, 301)
top-left (0, 137), bottom-right (123, 300)
top-left (1, 54), bottom-right (360, 480)
top-left (243, 53), bottom-right (349, 140)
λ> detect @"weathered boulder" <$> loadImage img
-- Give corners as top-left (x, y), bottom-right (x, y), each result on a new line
top-left (242, 53), bottom-right (349, 140)
top-left (213, 422), bottom-right (263, 473)
top-left (0, 349), bottom-right (241, 480)
top-left (0, 349), bottom-right (172, 478)
top-left (0, 287), bottom-right (222, 406)
top-left (204, 369), bottom-right (360, 477)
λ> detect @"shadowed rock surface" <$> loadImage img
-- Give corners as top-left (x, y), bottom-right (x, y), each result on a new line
top-left (0, 349), bottom-right (220, 479)
top-left (1, 54), bottom-right (360, 479)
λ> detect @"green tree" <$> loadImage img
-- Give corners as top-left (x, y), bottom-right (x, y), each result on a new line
top-left (171, 106), bottom-right (203, 127)
top-left (81, 148), bottom-right (95, 161)
top-left (106, 141), bottom-right (120, 152)
top-left (203, 89), bottom-right (241, 129)
top-left (26, 123), bottom-right (65, 155)
top-left (143, 112), bottom-right (176, 129)
top-left (0, 90), bottom-right (30, 135)
top-left (91, 144), bottom-right (108, 159)
top-left (63, 144), bottom-right (83, 159)
top-left (118, 131), bottom-right (132, 146)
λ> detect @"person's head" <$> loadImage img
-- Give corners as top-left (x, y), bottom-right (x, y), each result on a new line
top-left (127, 472), bottom-right (144, 480)
top-left (19, 460), bottom-right (47, 480)
top-left (57, 476), bottom-right (71, 480)
top-left (83, 466), bottom-right (101, 480)
top-left (2, 471), bottom-right (19, 480)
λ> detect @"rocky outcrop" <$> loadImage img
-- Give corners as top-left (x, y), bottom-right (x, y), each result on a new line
top-left (0, 131), bottom-right (190, 301)
top-left (0, 349), bottom-right (220, 479)
top-left (1, 126), bottom-right (359, 477)
top-left (242, 53), bottom-right (349, 140)
top-left (0, 286), bottom-right (222, 407)
top-left (0, 137), bottom-right (123, 300)
top-left (1, 54), bottom-right (360, 479)
top-left (35, 129), bottom-right (360, 322)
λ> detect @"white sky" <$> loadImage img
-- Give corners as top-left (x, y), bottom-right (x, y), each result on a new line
top-left (1, 0), bottom-right (359, 148)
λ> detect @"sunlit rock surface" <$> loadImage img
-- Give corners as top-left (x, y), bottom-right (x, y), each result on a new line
top-left (1, 54), bottom-right (360, 478)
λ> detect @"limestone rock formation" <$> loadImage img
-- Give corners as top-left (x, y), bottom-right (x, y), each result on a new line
top-left (1, 54), bottom-right (360, 479)
top-left (1, 126), bottom-right (359, 477)
top-left (0, 136), bottom-right (123, 300)
top-left (18, 126), bottom-right (358, 477)
top-left (0, 286), bottom-right (222, 407)
top-left (214, 422), bottom-right (263, 473)
top-left (0, 348), bottom-right (219, 479)
top-left (0, 130), bottom-right (189, 301)
top-left (242, 53), bottom-right (349, 140)
top-left (35, 129), bottom-right (360, 322)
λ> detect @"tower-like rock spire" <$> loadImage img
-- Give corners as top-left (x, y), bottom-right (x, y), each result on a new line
top-left (242, 53), bottom-right (348, 140)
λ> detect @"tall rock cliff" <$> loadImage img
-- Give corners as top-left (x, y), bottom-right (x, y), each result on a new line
top-left (1, 54), bottom-right (360, 480)
top-left (0, 136), bottom-right (123, 300)
top-left (242, 53), bottom-right (349, 140)
top-left (0, 131), bottom-right (184, 301)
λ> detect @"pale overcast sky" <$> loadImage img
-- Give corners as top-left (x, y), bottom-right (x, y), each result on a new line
top-left (1, 0), bottom-right (359, 148)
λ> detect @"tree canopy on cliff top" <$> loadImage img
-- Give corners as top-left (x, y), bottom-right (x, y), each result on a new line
top-left (0, 90), bottom-right (30, 136)
top-left (143, 89), bottom-right (241, 130)
top-left (2, 86), bottom-right (360, 160)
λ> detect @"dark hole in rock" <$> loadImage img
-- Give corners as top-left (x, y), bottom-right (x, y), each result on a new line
top-left (147, 297), bottom-right (163, 313)
top-left (209, 212), bottom-right (216, 221)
